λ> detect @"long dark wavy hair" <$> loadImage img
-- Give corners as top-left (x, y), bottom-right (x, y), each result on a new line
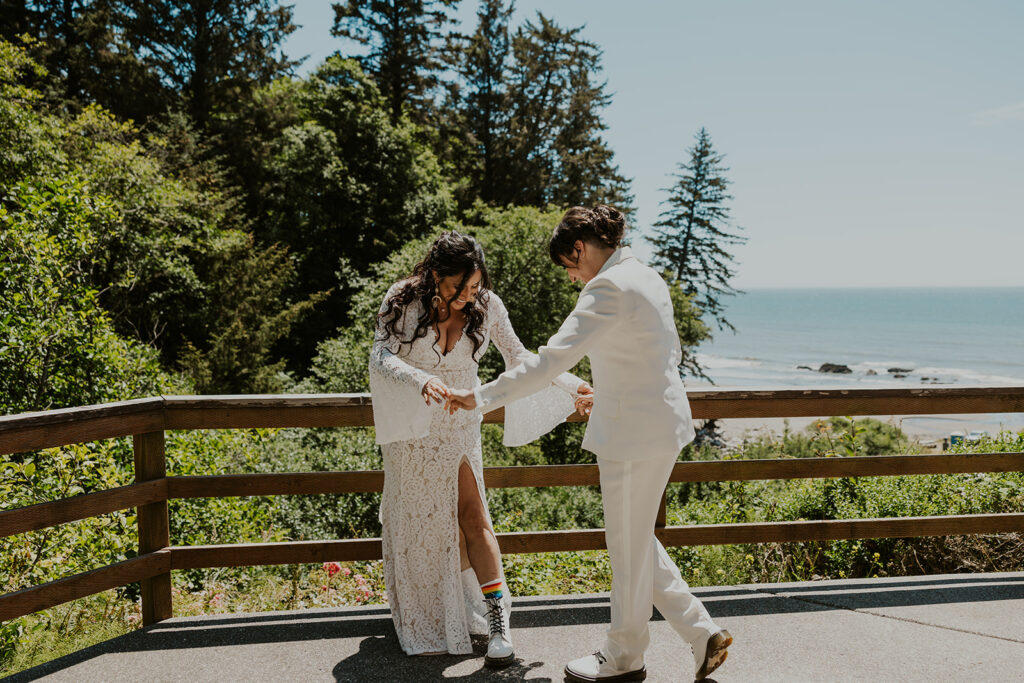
top-left (377, 231), bottom-right (492, 364)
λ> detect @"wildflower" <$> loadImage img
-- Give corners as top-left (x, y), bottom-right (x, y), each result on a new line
top-left (355, 574), bottom-right (367, 586)
top-left (324, 561), bottom-right (342, 577)
top-left (341, 567), bottom-right (352, 577)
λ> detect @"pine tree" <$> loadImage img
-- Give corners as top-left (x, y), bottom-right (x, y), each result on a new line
top-left (495, 12), bottom-right (632, 210)
top-left (331, 0), bottom-right (457, 125)
top-left (448, 0), bottom-right (513, 203)
top-left (0, 0), bottom-right (155, 114)
top-left (119, 0), bottom-right (299, 127)
top-left (651, 128), bottom-right (746, 331)
top-left (549, 36), bottom-right (632, 210)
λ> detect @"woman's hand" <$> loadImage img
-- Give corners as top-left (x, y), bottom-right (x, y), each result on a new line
top-left (422, 378), bottom-right (450, 405)
top-left (575, 382), bottom-right (594, 417)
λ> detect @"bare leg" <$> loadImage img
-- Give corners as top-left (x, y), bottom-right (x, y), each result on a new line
top-left (457, 460), bottom-right (501, 584)
top-left (459, 527), bottom-right (471, 571)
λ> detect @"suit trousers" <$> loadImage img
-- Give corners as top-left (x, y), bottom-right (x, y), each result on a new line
top-left (598, 450), bottom-right (719, 672)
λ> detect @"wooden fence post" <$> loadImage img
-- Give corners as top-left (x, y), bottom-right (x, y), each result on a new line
top-left (134, 431), bottom-right (171, 625)
top-left (656, 489), bottom-right (667, 529)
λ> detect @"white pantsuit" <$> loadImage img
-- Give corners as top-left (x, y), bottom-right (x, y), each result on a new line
top-left (474, 246), bottom-right (720, 670)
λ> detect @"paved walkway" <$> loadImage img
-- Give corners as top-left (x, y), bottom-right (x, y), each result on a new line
top-left (8, 572), bottom-right (1024, 682)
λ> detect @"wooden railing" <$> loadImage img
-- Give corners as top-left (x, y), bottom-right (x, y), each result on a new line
top-left (2, 387), bottom-right (1023, 627)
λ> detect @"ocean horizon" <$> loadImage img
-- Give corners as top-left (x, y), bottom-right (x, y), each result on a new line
top-left (692, 286), bottom-right (1024, 389)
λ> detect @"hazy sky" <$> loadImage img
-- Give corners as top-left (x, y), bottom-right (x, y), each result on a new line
top-left (283, 1), bottom-right (1024, 288)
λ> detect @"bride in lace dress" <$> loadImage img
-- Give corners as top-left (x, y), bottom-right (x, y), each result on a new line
top-left (369, 232), bottom-right (589, 663)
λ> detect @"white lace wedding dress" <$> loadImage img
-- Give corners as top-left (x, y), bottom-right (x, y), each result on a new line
top-left (369, 284), bottom-right (580, 655)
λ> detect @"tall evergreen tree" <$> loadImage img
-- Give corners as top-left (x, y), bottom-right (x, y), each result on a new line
top-left (489, 12), bottom-right (632, 210)
top-left (331, 0), bottom-right (457, 125)
top-left (447, 0), bottom-right (513, 204)
top-left (0, 0), bottom-right (160, 117)
top-left (118, 0), bottom-right (299, 127)
top-left (548, 36), bottom-right (632, 209)
top-left (650, 128), bottom-right (746, 331)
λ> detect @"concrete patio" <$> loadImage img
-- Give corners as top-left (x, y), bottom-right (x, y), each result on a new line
top-left (8, 572), bottom-right (1024, 682)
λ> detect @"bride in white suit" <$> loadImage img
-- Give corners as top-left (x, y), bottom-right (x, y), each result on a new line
top-left (447, 206), bottom-right (733, 682)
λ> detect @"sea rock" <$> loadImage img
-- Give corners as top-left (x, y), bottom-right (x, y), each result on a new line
top-left (819, 363), bottom-right (852, 374)
top-left (797, 365), bottom-right (813, 371)
top-left (893, 374), bottom-right (907, 378)
top-left (888, 367), bottom-right (913, 374)
top-left (865, 369), bottom-right (878, 376)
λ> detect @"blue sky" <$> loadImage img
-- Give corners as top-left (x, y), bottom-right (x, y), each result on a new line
top-left (283, 1), bottom-right (1024, 288)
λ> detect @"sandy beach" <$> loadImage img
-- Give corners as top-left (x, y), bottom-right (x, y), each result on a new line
top-left (712, 413), bottom-right (1024, 449)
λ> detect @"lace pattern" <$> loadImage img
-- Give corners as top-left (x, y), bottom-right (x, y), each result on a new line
top-left (370, 287), bottom-right (580, 655)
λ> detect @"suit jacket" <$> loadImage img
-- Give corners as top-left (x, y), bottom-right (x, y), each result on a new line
top-left (475, 246), bottom-right (696, 461)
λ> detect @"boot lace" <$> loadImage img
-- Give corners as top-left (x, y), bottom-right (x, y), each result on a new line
top-left (485, 597), bottom-right (506, 637)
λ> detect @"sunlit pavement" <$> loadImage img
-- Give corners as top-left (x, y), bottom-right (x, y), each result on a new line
top-left (9, 572), bottom-right (1024, 682)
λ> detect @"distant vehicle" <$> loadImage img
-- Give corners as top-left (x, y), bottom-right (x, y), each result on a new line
top-left (966, 430), bottom-right (988, 443)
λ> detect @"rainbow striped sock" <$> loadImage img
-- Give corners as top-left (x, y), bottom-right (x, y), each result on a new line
top-left (480, 579), bottom-right (504, 600)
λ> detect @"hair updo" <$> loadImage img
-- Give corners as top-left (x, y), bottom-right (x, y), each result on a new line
top-left (548, 204), bottom-right (627, 266)
top-left (377, 231), bottom-right (491, 363)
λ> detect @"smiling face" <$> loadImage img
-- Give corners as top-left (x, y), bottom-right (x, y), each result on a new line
top-left (434, 268), bottom-right (483, 311)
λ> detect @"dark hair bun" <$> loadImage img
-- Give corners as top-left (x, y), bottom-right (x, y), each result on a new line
top-left (548, 204), bottom-right (627, 265)
top-left (590, 205), bottom-right (625, 247)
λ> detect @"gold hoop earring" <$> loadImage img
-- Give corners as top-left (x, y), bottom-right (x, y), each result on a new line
top-left (431, 286), bottom-right (445, 312)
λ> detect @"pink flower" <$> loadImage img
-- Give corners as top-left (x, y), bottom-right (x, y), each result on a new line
top-left (324, 561), bottom-right (342, 577)
top-left (354, 574), bottom-right (366, 586)
top-left (341, 567), bottom-right (352, 577)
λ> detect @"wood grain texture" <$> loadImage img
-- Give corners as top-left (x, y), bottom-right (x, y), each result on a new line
top-left (0, 550), bottom-right (170, 622)
top-left (170, 539), bottom-right (384, 568)
top-left (154, 510), bottom-right (1024, 567)
top-left (0, 398), bottom-right (164, 455)
top-left (162, 394), bottom-right (374, 429)
top-left (168, 472), bottom-right (385, 498)
top-left (667, 452), bottom-right (1024, 483)
top-left (0, 479), bottom-right (167, 538)
top-left (1, 387), bottom-right (1021, 446)
top-left (134, 432), bottom-right (171, 625)
top-left (159, 452), bottom-right (1024, 499)
top-left (687, 386), bottom-right (1024, 419)
top-left (654, 513), bottom-right (1024, 546)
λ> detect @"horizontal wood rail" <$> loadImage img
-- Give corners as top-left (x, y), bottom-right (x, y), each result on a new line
top-left (1, 386), bottom-right (1022, 627)
top-left (0, 551), bottom-right (170, 622)
top-left (0, 479), bottom-right (167, 537)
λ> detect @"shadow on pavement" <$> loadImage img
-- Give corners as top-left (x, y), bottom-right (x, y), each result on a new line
top-left (8, 574), bottom-right (1021, 681)
top-left (331, 634), bottom-right (552, 682)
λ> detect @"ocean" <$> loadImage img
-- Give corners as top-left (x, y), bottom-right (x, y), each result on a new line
top-left (694, 287), bottom-right (1024, 389)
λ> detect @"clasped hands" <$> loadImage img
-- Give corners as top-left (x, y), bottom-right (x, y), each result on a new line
top-left (421, 378), bottom-right (594, 417)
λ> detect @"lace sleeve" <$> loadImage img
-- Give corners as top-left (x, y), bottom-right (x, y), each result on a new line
top-left (368, 284), bottom-right (436, 445)
top-left (486, 292), bottom-right (581, 447)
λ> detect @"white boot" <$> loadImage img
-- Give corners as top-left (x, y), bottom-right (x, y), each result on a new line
top-left (483, 595), bottom-right (514, 668)
top-left (461, 568), bottom-right (488, 635)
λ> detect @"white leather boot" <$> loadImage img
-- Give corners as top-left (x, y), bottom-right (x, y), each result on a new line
top-left (483, 595), bottom-right (514, 668)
